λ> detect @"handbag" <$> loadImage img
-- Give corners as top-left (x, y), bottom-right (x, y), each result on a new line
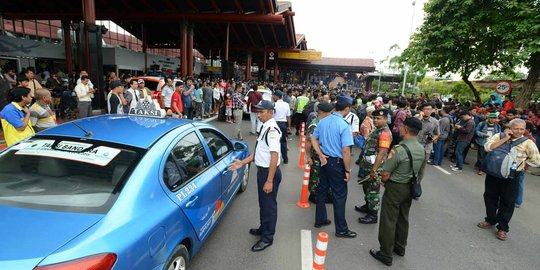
top-left (401, 144), bottom-right (422, 199)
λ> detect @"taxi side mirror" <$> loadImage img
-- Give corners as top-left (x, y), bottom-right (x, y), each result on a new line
top-left (233, 142), bottom-right (247, 151)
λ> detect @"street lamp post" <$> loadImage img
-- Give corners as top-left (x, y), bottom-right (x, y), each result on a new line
top-left (402, 1), bottom-right (416, 97)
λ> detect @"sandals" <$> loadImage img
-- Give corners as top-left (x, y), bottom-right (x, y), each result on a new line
top-left (496, 230), bottom-right (508, 241)
top-left (477, 221), bottom-right (494, 229)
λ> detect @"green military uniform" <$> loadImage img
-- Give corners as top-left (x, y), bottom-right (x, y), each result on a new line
top-left (359, 125), bottom-right (392, 213)
top-left (377, 138), bottom-right (425, 262)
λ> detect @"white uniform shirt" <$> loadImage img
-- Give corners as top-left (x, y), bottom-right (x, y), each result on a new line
top-left (345, 112), bottom-right (360, 134)
top-left (274, 99), bottom-right (291, 122)
top-left (254, 118), bottom-right (281, 168)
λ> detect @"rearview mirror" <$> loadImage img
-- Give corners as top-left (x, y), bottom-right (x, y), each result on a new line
top-left (234, 142), bottom-right (247, 151)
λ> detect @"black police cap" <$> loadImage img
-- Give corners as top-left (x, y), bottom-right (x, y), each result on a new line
top-left (317, 102), bottom-right (334, 113)
top-left (372, 108), bottom-right (389, 117)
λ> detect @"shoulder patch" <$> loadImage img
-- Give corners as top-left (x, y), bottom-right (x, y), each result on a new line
top-left (388, 149), bottom-right (396, 160)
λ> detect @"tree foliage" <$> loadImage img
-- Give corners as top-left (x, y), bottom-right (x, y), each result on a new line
top-left (401, 0), bottom-right (540, 105)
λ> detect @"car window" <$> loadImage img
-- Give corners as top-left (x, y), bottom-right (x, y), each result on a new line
top-left (0, 138), bottom-right (143, 214)
top-left (164, 131), bottom-right (210, 190)
top-left (143, 80), bottom-right (159, 91)
top-left (200, 130), bottom-right (233, 162)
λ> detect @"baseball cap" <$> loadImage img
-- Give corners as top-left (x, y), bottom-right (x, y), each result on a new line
top-left (137, 79), bottom-right (145, 84)
top-left (273, 90), bottom-right (283, 97)
top-left (253, 100), bottom-right (275, 110)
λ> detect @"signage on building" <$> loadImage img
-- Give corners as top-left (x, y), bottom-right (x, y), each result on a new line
top-left (269, 52), bottom-right (275, 60)
top-left (278, 50), bottom-right (322, 61)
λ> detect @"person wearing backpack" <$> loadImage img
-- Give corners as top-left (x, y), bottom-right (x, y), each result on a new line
top-left (478, 119), bottom-right (540, 241)
top-left (474, 113), bottom-right (501, 175)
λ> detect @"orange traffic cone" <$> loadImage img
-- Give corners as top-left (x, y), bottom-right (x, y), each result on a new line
top-left (313, 232), bottom-right (329, 270)
top-left (297, 134), bottom-right (306, 169)
top-left (299, 122), bottom-right (305, 148)
top-left (297, 164), bottom-right (311, 208)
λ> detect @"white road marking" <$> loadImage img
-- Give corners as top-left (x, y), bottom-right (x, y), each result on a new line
top-left (434, 165), bottom-right (452, 175)
top-left (202, 116), bottom-right (218, 123)
top-left (301, 229), bottom-right (313, 270)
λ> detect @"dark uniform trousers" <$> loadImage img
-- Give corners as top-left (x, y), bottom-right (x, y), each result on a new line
top-left (316, 157), bottom-right (349, 233)
top-left (378, 181), bottom-right (412, 261)
top-left (257, 166), bottom-right (282, 243)
top-left (483, 173), bottom-right (520, 232)
top-left (277, 121), bottom-right (288, 163)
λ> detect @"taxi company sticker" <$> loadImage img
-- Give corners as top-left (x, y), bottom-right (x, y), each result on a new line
top-left (15, 140), bottom-right (121, 166)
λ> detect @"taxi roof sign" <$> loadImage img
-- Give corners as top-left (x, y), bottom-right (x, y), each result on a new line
top-left (129, 98), bottom-right (166, 118)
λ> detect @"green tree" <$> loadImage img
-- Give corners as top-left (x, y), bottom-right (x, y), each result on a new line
top-left (401, 0), bottom-right (506, 103)
top-left (489, 0), bottom-right (540, 108)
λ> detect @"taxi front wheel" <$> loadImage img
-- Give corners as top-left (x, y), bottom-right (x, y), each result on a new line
top-left (165, 244), bottom-right (189, 270)
top-left (239, 164), bottom-right (250, 193)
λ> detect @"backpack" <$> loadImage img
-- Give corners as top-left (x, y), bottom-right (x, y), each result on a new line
top-left (483, 134), bottom-right (528, 179)
top-left (302, 101), bottom-right (318, 119)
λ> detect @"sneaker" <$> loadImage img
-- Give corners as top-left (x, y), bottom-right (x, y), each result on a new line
top-left (450, 164), bottom-right (457, 169)
top-left (515, 204), bottom-right (521, 208)
top-left (451, 167), bottom-right (463, 172)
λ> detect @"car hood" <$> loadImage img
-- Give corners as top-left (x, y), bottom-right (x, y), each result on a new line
top-left (0, 205), bottom-right (103, 269)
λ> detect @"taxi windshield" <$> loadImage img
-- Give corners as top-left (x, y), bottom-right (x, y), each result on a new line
top-left (0, 137), bottom-right (144, 214)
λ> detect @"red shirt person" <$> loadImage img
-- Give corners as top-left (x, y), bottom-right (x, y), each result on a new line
top-left (171, 81), bottom-right (184, 116)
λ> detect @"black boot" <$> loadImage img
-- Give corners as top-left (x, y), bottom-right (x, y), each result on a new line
top-left (354, 204), bottom-right (369, 213)
top-left (359, 212), bottom-right (378, 224)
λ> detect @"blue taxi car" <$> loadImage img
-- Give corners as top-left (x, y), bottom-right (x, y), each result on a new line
top-left (0, 114), bottom-right (250, 269)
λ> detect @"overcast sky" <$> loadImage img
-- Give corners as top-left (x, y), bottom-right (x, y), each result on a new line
top-left (291, 0), bottom-right (428, 69)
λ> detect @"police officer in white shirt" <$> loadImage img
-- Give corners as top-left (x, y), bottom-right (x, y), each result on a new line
top-left (273, 90), bottom-right (291, 164)
top-left (228, 100), bottom-right (282, 252)
top-left (345, 103), bottom-right (360, 139)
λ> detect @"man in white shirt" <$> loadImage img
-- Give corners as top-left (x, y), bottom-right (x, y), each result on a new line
top-left (228, 100), bottom-right (282, 252)
top-left (76, 71), bottom-right (94, 89)
top-left (74, 75), bottom-right (94, 118)
top-left (161, 77), bottom-right (174, 110)
top-left (273, 90), bottom-right (291, 164)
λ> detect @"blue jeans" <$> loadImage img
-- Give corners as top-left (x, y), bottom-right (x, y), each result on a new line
top-left (516, 171), bottom-right (526, 205)
top-left (455, 140), bottom-right (468, 169)
top-left (433, 139), bottom-right (446, 165)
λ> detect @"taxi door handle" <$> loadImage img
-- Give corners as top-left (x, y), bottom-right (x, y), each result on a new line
top-left (185, 196), bottom-right (199, 208)
top-left (222, 170), bottom-right (229, 176)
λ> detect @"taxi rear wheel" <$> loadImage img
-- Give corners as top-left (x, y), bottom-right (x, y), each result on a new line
top-left (239, 164), bottom-right (250, 193)
top-left (165, 245), bottom-right (189, 270)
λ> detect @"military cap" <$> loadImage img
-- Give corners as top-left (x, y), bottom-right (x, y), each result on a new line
top-left (403, 117), bottom-right (423, 131)
top-left (372, 108), bottom-right (389, 117)
top-left (488, 112), bottom-right (497, 118)
top-left (317, 102), bottom-right (334, 113)
top-left (337, 95), bottom-right (353, 106)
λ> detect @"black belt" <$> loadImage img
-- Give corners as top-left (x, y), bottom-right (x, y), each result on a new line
top-left (257, 166), bottom-right (279, 172)
top-left (234, 108), bottom-right (243, 110)
top-left (322, 153), bottom-right (343, 162)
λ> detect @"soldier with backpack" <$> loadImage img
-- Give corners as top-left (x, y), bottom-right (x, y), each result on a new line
top-left (478, 119), bottom-right (540, 241)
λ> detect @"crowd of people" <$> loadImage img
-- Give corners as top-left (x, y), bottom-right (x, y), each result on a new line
top-left (225, 83), bottom-right (540, 266)
top-left (2, 66), bottom-right (540, 265)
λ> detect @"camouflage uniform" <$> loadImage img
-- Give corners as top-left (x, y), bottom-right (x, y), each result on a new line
top-left (359, 126), bottom-right (392, 212)
top-left (306, 117), bottom-right (321, 195)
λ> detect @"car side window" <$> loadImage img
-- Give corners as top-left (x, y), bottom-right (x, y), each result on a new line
top-left (200, 130), bottom-right (233, 162)
top-left (164, 131), bottom-right (210, 190)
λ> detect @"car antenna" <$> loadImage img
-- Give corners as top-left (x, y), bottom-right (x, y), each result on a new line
top-left (71, 122), bottom-right (94, 137)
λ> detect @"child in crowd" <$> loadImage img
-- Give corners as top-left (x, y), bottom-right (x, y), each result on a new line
top-left (225, 94), bottom-right (233, 123)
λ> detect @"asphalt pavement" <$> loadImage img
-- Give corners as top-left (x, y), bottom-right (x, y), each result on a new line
top-left (189, 118), bottom-right (540, 270)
